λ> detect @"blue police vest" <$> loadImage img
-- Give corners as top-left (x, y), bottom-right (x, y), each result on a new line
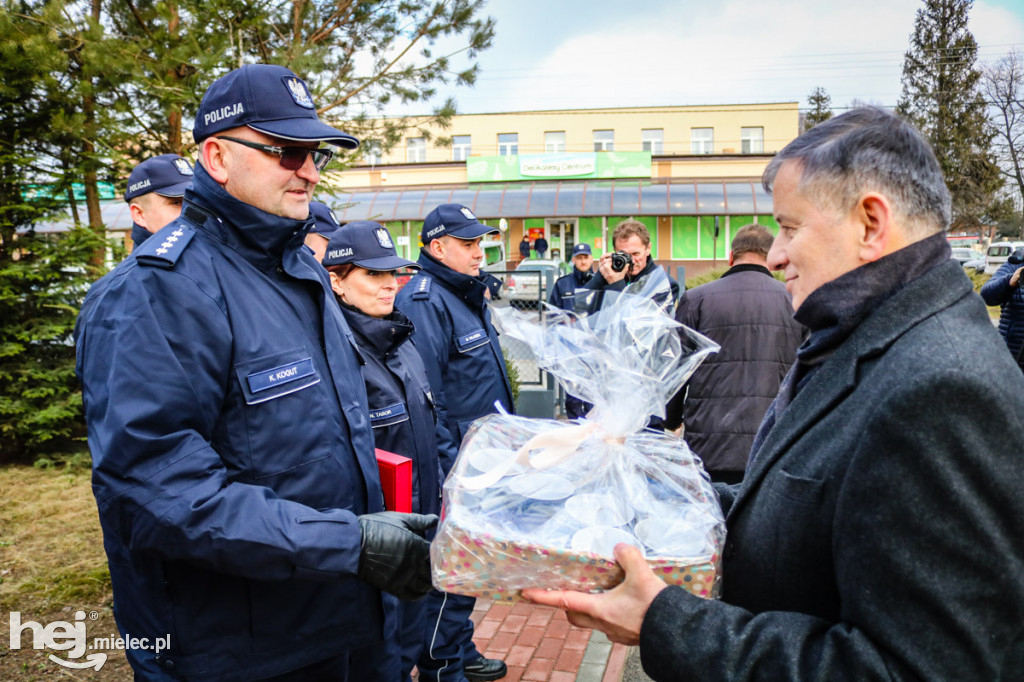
top-left (75, 165), bottom-right (385, 681)
top-left (395, 251), bottom-right (514, 473)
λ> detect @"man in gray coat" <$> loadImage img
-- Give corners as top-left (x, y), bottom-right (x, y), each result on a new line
top-left (665, 224), bottom-right (804, 484)
top-left (524, 107), bottom-right (1024, 681)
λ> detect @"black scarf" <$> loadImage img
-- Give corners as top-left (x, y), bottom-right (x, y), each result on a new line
top-left (749, 232), bottom-right (951, 460)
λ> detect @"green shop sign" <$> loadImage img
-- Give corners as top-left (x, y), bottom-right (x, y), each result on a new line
top-left (468, 151), bottom-right (651, 182)
top-left (23, 182), bottom-right (119, 202)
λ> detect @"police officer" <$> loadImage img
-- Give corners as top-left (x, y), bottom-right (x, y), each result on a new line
top-left (548, 242), bottom-right (596, 419)
top-left (124, 154), bottom-right (194, 247)
top-left (548, 242), bottom-right (595, 312)
top-left (322, 221), bottom-right (444, 681)
top-left (75, 64), bottom-right (435, 682)
top-left (306, 200), bottom-right (342, 262)
top-left (396, 203), bottom-right (514, 682)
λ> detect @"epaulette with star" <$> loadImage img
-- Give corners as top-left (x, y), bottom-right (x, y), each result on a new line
top-left (135, 222), bottom-right (196, 270)
top-left (410, 275), bottom-right (432, 300)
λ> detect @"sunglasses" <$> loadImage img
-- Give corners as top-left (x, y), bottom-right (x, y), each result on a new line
top-left (215, 136), bottom-right (334, 171)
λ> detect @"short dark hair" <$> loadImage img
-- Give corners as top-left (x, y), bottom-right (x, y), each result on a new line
top-left (612, 220), bottom-right (650, 247)
top-left (762, 106), bottom-right (950, 236)
top-left (731, 224), bottom-right (773, 259)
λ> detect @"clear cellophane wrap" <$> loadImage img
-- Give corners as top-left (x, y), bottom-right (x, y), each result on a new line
top-left (431, 270), bottom-right (724, 600)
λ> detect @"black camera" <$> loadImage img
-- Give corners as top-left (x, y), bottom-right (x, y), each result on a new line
top-left (610, 251), bottom-right (632, 273)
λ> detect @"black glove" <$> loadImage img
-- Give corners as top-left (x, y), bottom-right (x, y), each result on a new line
top-left (357, 512), bottom-right (438, 601)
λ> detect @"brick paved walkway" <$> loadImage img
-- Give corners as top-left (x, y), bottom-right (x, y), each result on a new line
top-left (466, 598), bottom-right (629, 682)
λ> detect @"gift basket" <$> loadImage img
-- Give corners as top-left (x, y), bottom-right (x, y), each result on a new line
top-left (431, 269), bottom-right (724, 601)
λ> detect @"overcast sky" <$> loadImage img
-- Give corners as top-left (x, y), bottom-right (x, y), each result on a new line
top-left (384, 0), bottom-right (1024, 116)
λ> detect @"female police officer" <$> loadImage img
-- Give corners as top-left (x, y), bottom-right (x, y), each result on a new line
top-left (322, 221), bottom-right (443, 682)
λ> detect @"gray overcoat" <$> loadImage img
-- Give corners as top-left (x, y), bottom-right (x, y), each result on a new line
top-left (640, 260), bottom-right (1024, 681)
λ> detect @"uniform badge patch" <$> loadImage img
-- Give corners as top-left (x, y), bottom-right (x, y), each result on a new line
top-left (460, 207), bottom-right (476, 221)
top-left (284, 77), bottom-right (315, 109)
top-left (173, 158), bottom-right (194, 176)
top-left (374, 228), bottom-right (394, 249)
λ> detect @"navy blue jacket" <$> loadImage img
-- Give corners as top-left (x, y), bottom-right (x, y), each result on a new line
top-left (75, 164), bottom-right (385, 682)
top-left (980, 252), bottom-right (1024, 367)
top-left (548, 267), bottom-right (595, 310)
top-left (395, 251), bottom-right (514, 474)
top-left (340, 304), bottom-right (442, 517)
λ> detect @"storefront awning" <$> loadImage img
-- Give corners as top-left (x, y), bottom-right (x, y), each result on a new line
top-left (31, 179), bottom-right (773, 233)
top-left (325, 180), bottom-right (774, 222)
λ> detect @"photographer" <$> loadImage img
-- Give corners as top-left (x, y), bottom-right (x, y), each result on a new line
top-left (980, 247), bottom-right (1024, 370)
top-left (582, 220), bottom-right (679, 313)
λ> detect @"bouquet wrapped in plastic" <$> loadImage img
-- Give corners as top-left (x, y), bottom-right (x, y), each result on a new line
top-left (431, 270), bottom-right (724, 600)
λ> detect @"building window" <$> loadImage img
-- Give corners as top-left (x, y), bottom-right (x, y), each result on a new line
top-left (593, 129), bottom-right (614, 152)
top-left (452, 135), bottom-right (471, 161)
top-left (691, 128), bottom-right (713, 154)
top-left (741, 127), bottom-right (764, 154)
top-left (498, 133), bottom-right (518, 156)
top-left (363, 141), bottom-right (382, 166)
top-left (641, 129), bottom-right (663, 154)
top-left (406, 137), bottom-right (426, 163)
top-left (545, 131), bottom-right (566, 153)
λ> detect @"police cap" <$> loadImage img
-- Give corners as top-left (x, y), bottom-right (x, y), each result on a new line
top-left (193, 64), bottom-right (359, 149)
top-left (323, 221), bottom-right (420, 272)
top-left (125, 154), bottom-right (194, 202)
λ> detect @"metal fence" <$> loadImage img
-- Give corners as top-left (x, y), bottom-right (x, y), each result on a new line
top-left (487, 269), bottom-right (554, 388)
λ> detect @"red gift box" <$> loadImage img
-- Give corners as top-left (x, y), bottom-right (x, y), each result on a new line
top-left (375, 449), bottom-right (412, 513)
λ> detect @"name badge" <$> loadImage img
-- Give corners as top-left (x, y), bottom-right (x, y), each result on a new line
top-left (247, 358), bottom-right (316, 394)
top-left (456, 328), bottom-right (489, 353)
top-left (370, 402), bottom-right (408, 428)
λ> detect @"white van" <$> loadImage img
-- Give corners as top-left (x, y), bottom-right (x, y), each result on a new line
top-left (480, 238), bottom-right (508, 273)
top-left (984, 241), bottom-right (1024, 275)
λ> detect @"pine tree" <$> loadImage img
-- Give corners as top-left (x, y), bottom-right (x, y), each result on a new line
top-left (897, 0), bottom-right (1001, 231)
top-left (803, 87), bottom-right (833, 132)
top-left (0, 7), bottom-right (108, 462)
top-left (0, 0), bottom-right (496, 462)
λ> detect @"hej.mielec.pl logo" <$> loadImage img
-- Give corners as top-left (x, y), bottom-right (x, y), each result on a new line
top-left (9, 610), bottom-right (170, 671)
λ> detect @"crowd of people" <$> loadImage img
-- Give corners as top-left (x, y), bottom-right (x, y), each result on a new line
top-left (75, 63), bottom-right (1024, 682)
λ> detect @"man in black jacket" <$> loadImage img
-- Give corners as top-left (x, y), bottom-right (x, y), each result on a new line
top-left (524, 107), bottom-right (1024, 681)
top-left (665, 224), bottom-right (804, 484)
top-left (582, 220), bottom-right (678, 313)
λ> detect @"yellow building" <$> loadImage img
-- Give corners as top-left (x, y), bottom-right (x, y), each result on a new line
top-left (321, 102), bottom-right (799, 277)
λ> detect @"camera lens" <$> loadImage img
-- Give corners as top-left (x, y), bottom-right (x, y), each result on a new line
top-left (610, 251), bottom-right (630, 272)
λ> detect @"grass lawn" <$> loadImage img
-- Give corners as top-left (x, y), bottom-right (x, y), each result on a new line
top-left (0, 464), bottom-right (132, 680)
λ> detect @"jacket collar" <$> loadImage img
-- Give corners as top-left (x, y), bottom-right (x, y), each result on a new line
top-left (184, 162), bottom-right (313, 270)
top-left (339, 303), bottom-right (414, 357)
top-left (416, 249), bottom-right (488, 308)
top-left (728, 257), bottom-right (973, 521)
top-left (722, 263), bottom-right (772, 278)
top-left (131, 223), bottom-right (152, 247)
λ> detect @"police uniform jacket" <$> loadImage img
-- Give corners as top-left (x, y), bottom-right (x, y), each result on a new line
top-left (548, 267), bottom-right (594, 311)
top-left (75, 164), bottom-right (385, 682)
top-left (340, 304), bottom-right (442, 517)
top-left (980, 252), bottom-right (1024, 367)
top-left (395, 250), bottom-right (514, 474)
top-left (639, 258), bottom-right (1024, 680)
